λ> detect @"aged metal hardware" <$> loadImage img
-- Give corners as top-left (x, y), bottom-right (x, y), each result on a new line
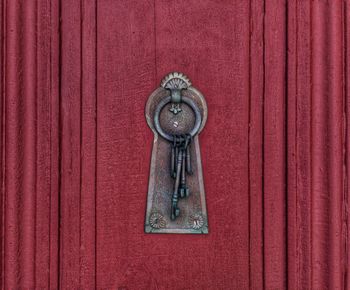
top-left (145, 72), bottom-right (208, 234)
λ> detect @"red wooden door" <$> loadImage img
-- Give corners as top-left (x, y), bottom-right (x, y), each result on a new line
top-left (1, 0), bottom-right (349, 289)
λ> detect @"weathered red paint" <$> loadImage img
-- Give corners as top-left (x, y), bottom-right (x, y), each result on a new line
top-left (0, 0), bottom-right (349, 289)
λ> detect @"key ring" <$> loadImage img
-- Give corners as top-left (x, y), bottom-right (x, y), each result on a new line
top-left (154, 96), bottom-right (202, 142)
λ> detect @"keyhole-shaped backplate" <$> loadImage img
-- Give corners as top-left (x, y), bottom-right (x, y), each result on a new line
top-left (145, 72), bottom-right (208, 234)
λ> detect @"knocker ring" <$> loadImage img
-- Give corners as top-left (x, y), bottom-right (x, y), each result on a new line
top-left (153, 95), bottom-right (202, 142)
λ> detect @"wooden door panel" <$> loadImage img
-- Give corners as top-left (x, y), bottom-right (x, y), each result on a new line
top-left (0, 0), bottom-right (349, 289)
top-left (96, 1), bottom-right (250, 288)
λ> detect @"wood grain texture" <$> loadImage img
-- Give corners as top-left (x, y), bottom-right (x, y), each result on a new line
top-left (60, 0), bottom-right (97, 288)
top-left (346, 2), bottom-right (350, 289)
top-left (96, 0), bottom-right (156, 288)
top-left (1, 0), bottom-right (350, 289)
top-left (287, 0), bottom-right (347, 289)
top-left (263, 0), bottom-right (287, 288)
top-left (0, 0), bottom-right (4, 287)
top-left (80, 0), bottom-right (97, 287)
top-left (249, 1), bottom-right (264, 288)
top-left (311, 1), bottom-right (344, 289)
top-left (1, 0), bottom-right (59, 288)
top-left (60, 0), bottom-right (82, 287)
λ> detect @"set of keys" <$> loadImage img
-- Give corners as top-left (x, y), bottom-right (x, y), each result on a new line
top-left (170, 134), bottom-right (193, 220)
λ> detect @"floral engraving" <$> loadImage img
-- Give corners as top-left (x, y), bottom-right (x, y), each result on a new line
top-left (188, 213), bottom-right (204, 230)
top-left (149, 213), bottom-right (166, 229)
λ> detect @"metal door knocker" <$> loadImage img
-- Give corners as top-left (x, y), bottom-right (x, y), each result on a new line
top-left (145, 72), bottom-right (208, 234)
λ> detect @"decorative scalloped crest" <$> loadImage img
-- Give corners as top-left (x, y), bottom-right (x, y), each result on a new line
top-left (160, 72), bottom-right (192, 90)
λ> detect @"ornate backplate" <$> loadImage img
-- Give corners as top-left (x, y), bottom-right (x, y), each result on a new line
top-left (145, 72), bottom-right (208, 234)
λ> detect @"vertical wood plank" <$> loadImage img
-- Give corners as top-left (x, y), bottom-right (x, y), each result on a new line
top-left (287, 0), bottom-right (313, 289)
top-left (49, 0), bottom-right (60, 287)
top-left (60, 0), bottom-right (97, 287)
top-left (295, 2), bottom-right (313, 288)
top-left (287, 0), bottom-right (298, 288)
top-left (96, 0), bottom-right (156, 288)
top-left (0, 0), bottom-right (4, 286)
top-left (310, 3), bottom-right (332, 287)
top-left (327, 3), bottom-right (344, 288)
top-left (346, 1), bottom-right (350, 289)
top-left (60, 0), bottom-right (82, 287)
top-left (310, 1), bottom-right (345, 288)
top-left (263, 0), bottom-right (287, 288)
top-left (342, 1), bottom-right (350, 288)
top-left (4, 1), bottom-right (37, 287)
top-left (80, 0), bottom-right (97, 287)
top-left (36, 0), bottom-right (60, 288)
top-left (2, 0), bottom-right (60, 288)
top-left (288, 1), bottom-right (347, 289)
top-left (249, 0), bottom-right (264, 288)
